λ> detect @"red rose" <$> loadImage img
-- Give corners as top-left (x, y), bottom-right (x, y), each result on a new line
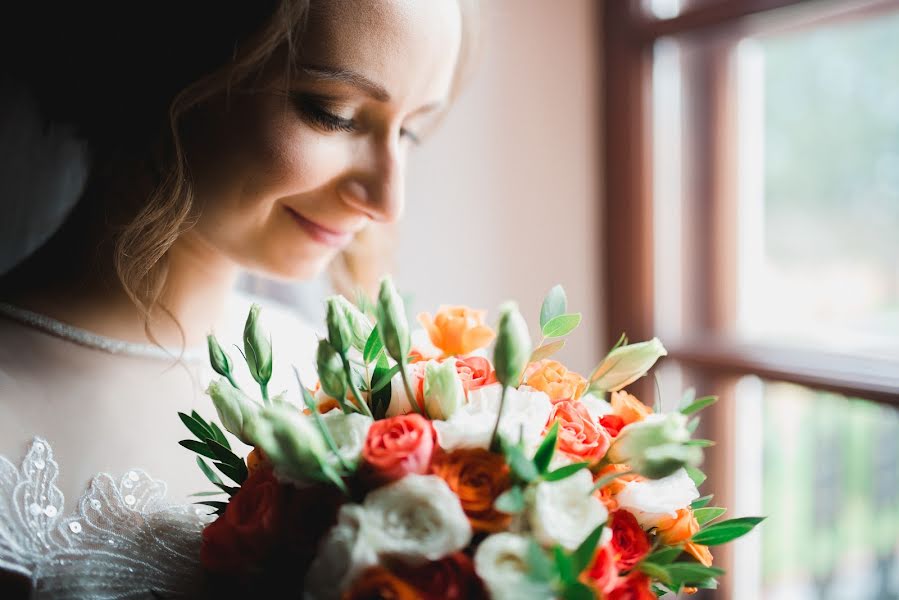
top-left (361, 413), bottom-right (436, 484)
top-left (200, 468), bottom-right (342, 576)
top-left (396, 552), bottom-right (488, 600)
top-left (600, 414), bottom-right (626, 438)
top-left (610, 510), bottom-right (651, 570)
top-left (452, 356), bottom-right (497, 394)
top-left (607, 571), bottom-right (656, 600)
top-left (342, 567), bottom-right (420, 600)
top-left (582, 544), bottom-right (619, 595)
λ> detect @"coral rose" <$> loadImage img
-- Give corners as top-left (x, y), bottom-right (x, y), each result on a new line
top-left (525, 359), bottom-right (587, 403)
top-left (342, 566), bottom-right (420, 600)
top-left (430, 447), bottom-right (512, 532)
top-left (611, 391), bottom-right (652, 425)
top-left (396, 552), bottom-right (488, 600)
top-left (548, 400), bottom-right (611, 462)
top-left (361, 414), bottom-right (435, 484)
top-left (608, 571), bottom-right (656, 600)
top-left (418, 305), bottom-right (496, 357)
top-left (201, 468), bottom-right (343, 576)
top-left (453, 356), bottom-right (497, 393)
top-left (582, 544), bottom-right (619, 596)
top-left (609, 510), bottom-right (651, 570)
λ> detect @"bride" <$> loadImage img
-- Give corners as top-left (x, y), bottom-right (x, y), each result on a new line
top-left (0, 1), bottom-right (473, 596)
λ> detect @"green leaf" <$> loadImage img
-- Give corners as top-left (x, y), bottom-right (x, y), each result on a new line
top-left (591, 469), bottom-right (633, 493)
top-left (189, 490), bottom-right (226, 497)
top-left (532, 421), bottom-right (559, 474)
top-left (543, 462), bottom-right (590, 482)
top-left (529, 339), bottom-right (566, 363)
top-left (179, 412), bottom-right (213, 442)
top-left (195, 500), bottom-right (229, 511)
top-left (687, 417), bottom-right (701, 434)
top-left (686, 466), bottom-right (707, 487)
top-left (553, 546), bottom-right (576, 585)
top-left (370, 363), bottom-right (401, 393)
top-left (680, 395), bottom-right (718, 416)
top-left (691, 517), bottom-right (765, 546)
top-left (526, 540), bottom-right (556, 583)
top-left (685, 439), bottom-right (716, 448)
top-left (371, 353), bottom-right (393, 420)
top-left (494, 486), bottom-right (526, 514)
top-left (501, 438), bottom-right (538, 483)
top-left (208, 421), bottom-right (230, 449)
top-left (561, 582), bottom-right (595, 600)
top-left (542, 313), bottom-right (582, 338)
top-left (319, 460), bottom-right (350, 495)
top-left (362, 327), bottom-right (384, 364)
top-left (179, 439), bottom-right (217, 460)
top-left (665, 562), bottom-right (725, 583)
top-left (540, 284), bottom-right (567, 329)
top-left (215, 461), bottom-right (245, 486)
top-left (691, 495), bottom-right (714, 509)
top-left (694, 507), bottom-right (726, 526)
top-left (643, 546), bottom-right (683, 565)
top-left (639, 561), bottom-right (672, 585)
top-left (572, 524), bottom-right (605, 573)
top-left (679, 387), bottom-right (696, 410)
top-left (196, 456), bottom-right (224, 487)
top-left (206, 439), bottom-right (244, 471)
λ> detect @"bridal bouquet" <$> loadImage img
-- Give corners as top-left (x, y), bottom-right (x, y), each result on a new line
top-left (177, 279), bottom-right (762, 599)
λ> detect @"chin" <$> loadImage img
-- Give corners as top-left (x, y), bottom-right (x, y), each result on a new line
top-left (252, 250), bottom-right (336, 282)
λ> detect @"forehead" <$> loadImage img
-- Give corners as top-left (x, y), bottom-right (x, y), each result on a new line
top-left (300, 0), bottom-right (462, 106)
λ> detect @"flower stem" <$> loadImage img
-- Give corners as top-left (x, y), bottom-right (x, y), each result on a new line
top-left (342, 356), bottom-right (373, 418)
top-left (489, 385), bottom-right (509, 452)
top-left (260, 382), bottom-right (270, 405)
top-left (399, 362), bottom-right (428, 418)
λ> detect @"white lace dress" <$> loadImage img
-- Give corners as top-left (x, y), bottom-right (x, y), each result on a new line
top-left (0, 295), bottom-right (320, 598)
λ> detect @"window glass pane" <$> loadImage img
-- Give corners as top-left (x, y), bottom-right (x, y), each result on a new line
top-left (737, 12), bottom-right (899, 360)
top-left (734, 379), bottom-right (899, 599)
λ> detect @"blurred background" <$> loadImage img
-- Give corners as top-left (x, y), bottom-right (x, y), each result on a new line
top-left (1, 0), bottom-right (897, 598)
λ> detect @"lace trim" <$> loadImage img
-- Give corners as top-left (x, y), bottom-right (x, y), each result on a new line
top-left (0, 438), bottom-right (213, 599)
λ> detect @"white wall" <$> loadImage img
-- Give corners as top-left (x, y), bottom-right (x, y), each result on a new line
top-left (397, 0), bottom-right (604, 368)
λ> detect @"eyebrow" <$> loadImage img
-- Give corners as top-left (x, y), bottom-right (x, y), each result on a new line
top-left (300, 65), bottom-right (391, 102)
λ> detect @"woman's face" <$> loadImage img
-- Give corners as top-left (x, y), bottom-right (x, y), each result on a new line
top-left (185, 0), bottom-right (463, 279)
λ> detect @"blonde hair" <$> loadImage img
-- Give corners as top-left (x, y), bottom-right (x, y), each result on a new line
top-left (112, 0), bottom-right (480, 321)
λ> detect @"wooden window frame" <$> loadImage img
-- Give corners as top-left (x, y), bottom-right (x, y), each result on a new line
top-left (601, 0), bottom-right (899, 596)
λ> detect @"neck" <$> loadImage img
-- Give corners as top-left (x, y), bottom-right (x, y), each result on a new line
top-left (8, 232), bottom-right (239, 349)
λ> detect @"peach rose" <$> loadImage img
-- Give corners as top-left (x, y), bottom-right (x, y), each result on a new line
top-left (453, 356), bottom-right (497, 394)
top-left (361, 414), bottom-right (435, 484)
top-left (525, 360), bottom-right (587, 403)
top-left (611, 391), bottom-right (652, 425)
top-left (430, 447), bottom-right (511, 533)
top-left (655, 508), bottom-right (699, 545)
top-left (549, 400), bottom-right (612, 462)
top-left (418, 306), bottom-right (496, 357)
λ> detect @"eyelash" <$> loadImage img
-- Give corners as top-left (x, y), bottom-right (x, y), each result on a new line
top-left (295, 96), bottom-right (421, 145)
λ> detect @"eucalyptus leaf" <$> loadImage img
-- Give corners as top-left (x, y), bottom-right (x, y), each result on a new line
top-left (526, 539), bottom-right (556, 583)
top-left (206, 439), bottom-right (244, 470)
top-left (195, 500), bottom-right (228, 512)
top-left (533, 421), bottom-right (559, 474)
top-left (687, 417), bottom-right (701, 434)
top-left (189, 490), bottom-right (226, 497)
top-left (680, 395), bottom-right (718, 416)
top-left (685, 439), bottom-right (715, 447)
top-left (501, 438), bottom-right (538, 483)
top-left (540, 285), bottom-right (567, 329)
top-left (196, 457), bottom-right (224, 487)
top-left (542, 313), bottom-right (581, 338)
top-left (665, 563), bottom-right (725, 583)
top-left (686, 466), bottom-right (707, 487)
top-left (639, 561), bottom-right (672, 585)
top-left (179, 412), bottom-right (213, 442)
top-left (208, 421), bottom-right (230, 449)
top-left (691, 494), bottom-right (714, 509)
top-left (643, 546), bottom-right (683, 565)
top-left (215, 461), bottom-right (245, 486)
top-left (178, 439), bottom-right (217, 460)
top-left (694, 507), bottom-right (726, 526)
top-left (494, 486), bottom-right (525, 514)
top-left (543, 461), bottom-right (590, 482)
top-left (529, 339), bottom-right (566, 363)
top-left (679, 387), bottom-right (696, 409)
top-left (691, 517), bottom-right (765, 546)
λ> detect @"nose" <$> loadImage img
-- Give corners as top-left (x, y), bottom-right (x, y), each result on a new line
top-left (338, 134), bottom-right (405, 224)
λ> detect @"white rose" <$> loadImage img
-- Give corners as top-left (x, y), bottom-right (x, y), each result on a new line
top-left (385, 363), bottom-right (428, 417)
top-left (615, 467), bottom-right (699, 528)
top-left (529, 469), bottom-right (609, 551)
top-left (474, 533), bottom-right (554, 600)
top-left (433, 384), bottom-right (552, 451)
top-left (579, 393), bottom-right (613, 422)
top-left (362, 474), bottom-right (471, 565)
top-left (320, 410), bottom-right (372, 466)
top-left (304, 505), bottom-right (377, 600)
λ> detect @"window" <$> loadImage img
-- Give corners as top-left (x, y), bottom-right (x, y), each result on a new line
top-left (603, 1), bottom-right (899, 597)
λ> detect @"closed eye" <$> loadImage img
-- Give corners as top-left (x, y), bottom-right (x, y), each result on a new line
top-left (294, 95), bottom-right (357, 133)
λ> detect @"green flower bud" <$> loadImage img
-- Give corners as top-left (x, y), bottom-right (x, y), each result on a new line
top-left (249, 404), bottom-right (329, 482)
top-left (375, 277), bottom-right (410, 363)
top-left (243, 304), bottom-right (273, 386)
top-left (316, 338), bottom-right (347, 401)
top-left (206, 334), bottom-right (232, 378)
top-left (590, 337), bottom-right (667, 392)
top-left (205, 377), bottom-right (260, 445)
top-left (326, 297), bottom-right (353, 354)
top-left (423, 360), bottom-right (465, 420)
top-left (335, 295), bottom-right (374, 352)
top-left (606, 413), bottom-right (700, 478)
top-left (493, 302), bottom-right (532, 387)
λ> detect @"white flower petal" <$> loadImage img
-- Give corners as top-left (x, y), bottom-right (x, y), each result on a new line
top-left (615, 468), bottom-right (700, 527)
top-left (474, 533), bottom-right (554, 600)
top-left (529, 469), bottom-right (608, 551)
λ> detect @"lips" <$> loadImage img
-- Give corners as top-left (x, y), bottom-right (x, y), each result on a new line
top-left (284, 205), bottom-right (355, 248)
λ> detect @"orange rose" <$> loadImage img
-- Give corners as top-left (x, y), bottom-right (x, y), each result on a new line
top-left (685, 542), bottom-right (714, 567)
top-left (245, 447), bottom-right (268, 476)
top-left (525, 360), bottom-right (587, 403)
top-left (342, 567), bottom-right (420, 600)
top-left (656, 508), bottom-right (700, 545)
top-left (549, 400), bottom-right (611, 462)
top-left (418, 306), bottom-right (495, 357)
top-left (611, 391), bottom-right (652, 425)
top-left (430, 448), bottom-right (512, 532)
top-left (593, 464), bottom-right (641, 512)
